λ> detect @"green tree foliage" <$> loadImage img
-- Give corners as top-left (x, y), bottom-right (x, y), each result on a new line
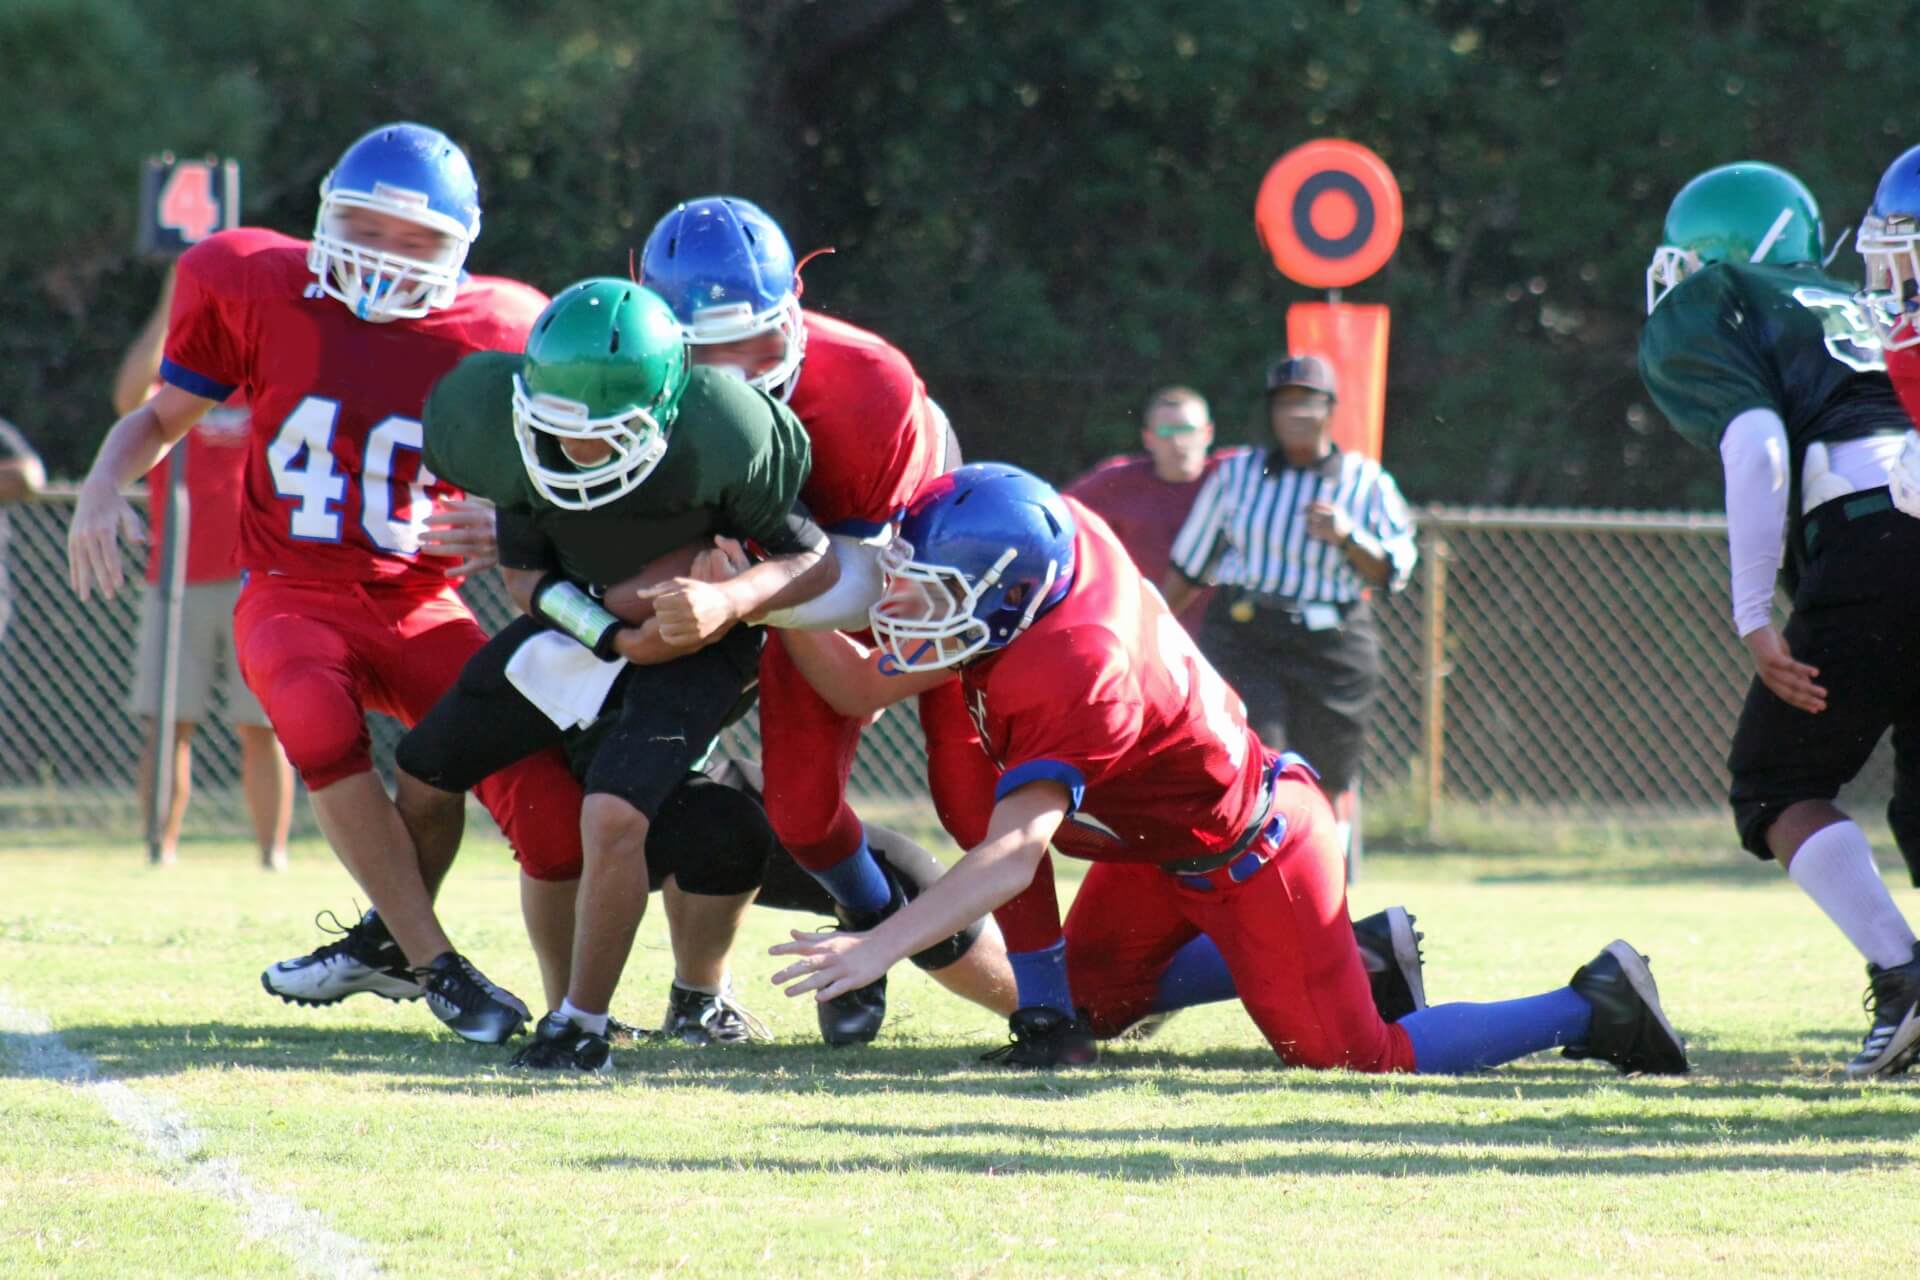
top-left (4, 0), bottom-right (1909, 508)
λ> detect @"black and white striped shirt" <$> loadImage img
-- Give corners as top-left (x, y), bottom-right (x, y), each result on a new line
top-left (1168, 447), bottom-right (1417, 603)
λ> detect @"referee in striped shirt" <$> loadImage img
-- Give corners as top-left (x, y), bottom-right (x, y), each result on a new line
top-left (1162, 354), bottom-right (1416, 805)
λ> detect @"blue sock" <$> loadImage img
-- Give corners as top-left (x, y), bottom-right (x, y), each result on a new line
top-left (1007, 940), bottom-right (1073, 1015)
top-left (1151, 935), bottom-right (1239, 1012)
top-left (1400, 986), bottom-right (1594, 1074)
top-left (811, 834), bottom-right (893, 915)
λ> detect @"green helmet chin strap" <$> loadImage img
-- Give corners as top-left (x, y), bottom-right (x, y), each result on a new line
top-left (1646, 161), bottom-right (1825, 314)
top-left (514, 278), bottom-right (691, 510)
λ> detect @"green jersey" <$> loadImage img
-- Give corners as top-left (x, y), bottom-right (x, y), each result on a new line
top-left (1638, 261), bottom-right (1908, 455)
top-left (424, 353), bottom-right (820, 585)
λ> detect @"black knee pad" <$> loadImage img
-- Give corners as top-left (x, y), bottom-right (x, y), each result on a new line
top-left (868, 836), bottom-right (983, 971)
top-left (649, 774), bottom-right (776, 898)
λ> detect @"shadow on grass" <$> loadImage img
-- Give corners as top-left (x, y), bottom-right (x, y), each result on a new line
top-left (11, 1020), bottom-right (1911, 1109)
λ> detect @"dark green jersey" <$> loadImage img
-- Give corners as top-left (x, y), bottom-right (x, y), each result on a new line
top-left (1638, 261), bottom-right (1908, 455)
top-left (424, 353), bottom-right (819, 586)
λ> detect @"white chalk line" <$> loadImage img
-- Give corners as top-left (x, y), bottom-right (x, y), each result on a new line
top-left (0, 990), bottom-right (381, 1280)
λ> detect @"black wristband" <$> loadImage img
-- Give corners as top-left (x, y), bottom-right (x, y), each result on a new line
top-left (531, 573), bottom-right (624, 661)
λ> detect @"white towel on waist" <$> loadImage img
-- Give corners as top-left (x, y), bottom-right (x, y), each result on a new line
top-left (503, 629), bottom-right (624, 730)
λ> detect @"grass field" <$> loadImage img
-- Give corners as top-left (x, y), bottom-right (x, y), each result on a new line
top-left (5, 822), bottom-right (1920, 1279)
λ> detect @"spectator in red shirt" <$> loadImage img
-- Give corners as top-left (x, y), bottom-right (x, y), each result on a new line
top-left (1062, 386), bottom-right (1218, 634)
top-left (113, 267), bottom-right (293, 870)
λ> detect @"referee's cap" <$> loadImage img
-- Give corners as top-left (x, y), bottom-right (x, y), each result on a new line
top-left (1264, 353), bottom-right (1338, 400)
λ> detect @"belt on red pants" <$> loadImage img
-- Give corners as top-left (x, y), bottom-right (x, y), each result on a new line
top-left (1162, 754), bottom-right (1302, 891)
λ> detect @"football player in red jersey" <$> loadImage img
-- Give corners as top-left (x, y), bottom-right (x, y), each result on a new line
top-left (640, 196), bottom-right (1007, 1045)
top-left (67, 122), bottom-right (585, 1045)
top-left (769, 464), bottom-right (1691, 1075)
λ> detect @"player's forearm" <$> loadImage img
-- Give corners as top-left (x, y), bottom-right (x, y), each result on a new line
top-left (82, 404), bottom-right (182, 494)
top-left (779, 626), bottom-right (943, 717)
top-left (859, 826), bottom-right (1053, 968)
top-left (730, 546), bottom-right (836, 622)
top-left (1719, 409), bottom-right (1790, 636)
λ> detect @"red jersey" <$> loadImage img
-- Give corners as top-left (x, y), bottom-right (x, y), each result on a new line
top-left (962, 500), bottom-right (1267, 864)
top-left (143, 395), bottom-right (250, 585)
top-left (1062, 453), bottom-right (1217, 631)
top-left (787, 310), bottom-right (945, 532)
top-left (161, 227), bottom-right (547, 586)
top-left (1888, 340), bottom-right (1920, 427)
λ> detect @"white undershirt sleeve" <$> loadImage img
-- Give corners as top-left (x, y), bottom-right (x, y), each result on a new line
top-left (1718, 407), bottom-right (1789, 637)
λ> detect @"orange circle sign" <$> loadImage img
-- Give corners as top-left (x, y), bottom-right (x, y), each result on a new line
top-left (1255, 139), bottom-right (1403, 288)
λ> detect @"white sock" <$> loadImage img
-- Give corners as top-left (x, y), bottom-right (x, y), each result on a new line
top-left (558, 997), bottom-right (609, 1036)
top-left (1787, 822), bottom-right (1918, 970)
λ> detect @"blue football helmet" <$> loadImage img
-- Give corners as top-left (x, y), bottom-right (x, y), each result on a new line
top-left (639, 196), bottom-right (806, 397)
top-left (1858, 144), bottom-right (1920, 350)
top-left (870, 464), bottom-right (1077, 672)
top-left (308, 122), bottom-right (482, 322)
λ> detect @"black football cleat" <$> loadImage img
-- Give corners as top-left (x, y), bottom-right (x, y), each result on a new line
top-left (1352, 906), bottom-right (1427, 1023)
top-left (260, 908), bottom-right (423, 1007)
top-left (511, 1011), bottom-right (612, 1073)
top-left (981, 1006), bottom-right (1100, 1069)
top-left (819, 869), bottom-right (910, 1046)
top-left (416, 951), bottom-right (531, 1045)
top-left (659, 981), bottom-right (772, 1047)
top-left (1846, 942), bottom-right (1920, 1079)
top-left (1561, 940), bottom-right (1689, 1075)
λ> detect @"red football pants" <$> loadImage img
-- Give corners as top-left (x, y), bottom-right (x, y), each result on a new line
top-left (757, 629), bottom-right (995, 866)
top-left (232, 577), bottom-right (585, 880)
top-left (1064, 775), bottom-right (1415, 1072)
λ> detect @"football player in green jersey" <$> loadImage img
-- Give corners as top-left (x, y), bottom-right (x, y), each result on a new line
top-left (396, 278), bottom-right (840, 1070)
top-left (1640, 161), bottom-right (1920, 1077)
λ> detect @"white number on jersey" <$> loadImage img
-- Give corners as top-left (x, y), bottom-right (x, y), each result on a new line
top-left (1155, 612), bottom-right (1248, 770)
top-left (266, 396), bottom-right (436, 551)
top-left (1792, 286), bottom-right (1886, 374)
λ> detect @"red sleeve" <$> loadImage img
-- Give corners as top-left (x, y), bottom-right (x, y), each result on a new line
top-left (987, 629), bottom-right (1143, 807)
top-left (161, 232), bottom-right (255, 400)
top-left (1890, 346), bottom-right (1920, 428)
top-left (1062, 456), bottom-right (1132, 502)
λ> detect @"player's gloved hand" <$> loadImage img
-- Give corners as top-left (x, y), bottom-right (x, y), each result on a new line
top-left (422, 495), bottom-right (498, 578)
top-left (1742, 624), bottom-right (1827, 714)
top-left (980, 1006), bottom-right (1100, 1069)
top-left (66, 480), bottom-right (146, 601)
top-left (1889, 431), bottom-right (1920, 520)
top-left (769, 928), bottom-right (894, 1004)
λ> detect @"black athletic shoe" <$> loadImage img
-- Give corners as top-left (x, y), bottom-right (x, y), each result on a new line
top-left (659, 982), bottom-right (772, 1047)
top-left (982, 1007), bottom-right (1100, 1069)
top-left (260, 908), bottom-right (423, 1006)
top-left (1561, 940), bottom-right (1689, 1075)
top-left (415, 951), bottom-right (530, 1045)
top-left (1846, 942), bottom-right (1920, 1079)
top-left (605, 1016), bottom-right (650, 1046)
top-left (510, 1011), bottom-right (612, 1073)
top-left (1352, 906), bottom-right (1427, 1023)
top-left (819, 871), bottom-right (910, 1046)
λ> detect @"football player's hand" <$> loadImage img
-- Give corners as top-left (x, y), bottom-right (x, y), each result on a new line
top-left (1743, 625), bottom-right (1826, 714)
top-left (66, 484), bottom-right (146, 601)
top-left (421, 496), bottom-right (498, 578)
top-left (637, 576), bottom-right (738, 647)
top-left (1305, 500), bottom-right (1353, 546)
top-left (769, 929), bottom-right (891, 1003)
top-left (610, 618), bottom-right (665, 664)
top-left (690, 535), bottom-right (752, 584)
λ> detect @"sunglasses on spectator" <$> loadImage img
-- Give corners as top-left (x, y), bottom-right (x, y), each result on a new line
top-left (1149, 422), bottom-right (1204, 438)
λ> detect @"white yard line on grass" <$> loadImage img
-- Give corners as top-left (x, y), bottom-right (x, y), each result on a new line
top-left (0, 990), bottom-right (381, 1280)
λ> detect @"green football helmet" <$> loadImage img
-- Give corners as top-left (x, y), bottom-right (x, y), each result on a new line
top-left (512, 278), bottom-right (691, 510)
top-left (1646, 162), bottom-right (1824, 314)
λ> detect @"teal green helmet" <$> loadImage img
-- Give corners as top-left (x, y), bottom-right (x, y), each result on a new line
top-left (1646, 162), bottom-right (1824, 313)
top-left (512, 278), bottom-right (691, 510)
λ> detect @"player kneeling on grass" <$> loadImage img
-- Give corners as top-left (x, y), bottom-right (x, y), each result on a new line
top-left (391, 277), bottom-right (843, 1071)
top-left (770, 465), bottom-right (1690, 1075)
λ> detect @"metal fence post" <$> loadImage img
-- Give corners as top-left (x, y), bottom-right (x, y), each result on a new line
top-left (1420, 524), bottom-right (1449, 838)
top-left (147, 451), bottom-right (188, 863)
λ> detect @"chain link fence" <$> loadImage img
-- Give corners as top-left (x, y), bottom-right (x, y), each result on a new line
top-left (0, 493), bottom-right (1892, 839)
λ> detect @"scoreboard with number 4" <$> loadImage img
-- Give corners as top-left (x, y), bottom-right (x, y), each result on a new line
top-left (138, 154), bottom-right (241, 257)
